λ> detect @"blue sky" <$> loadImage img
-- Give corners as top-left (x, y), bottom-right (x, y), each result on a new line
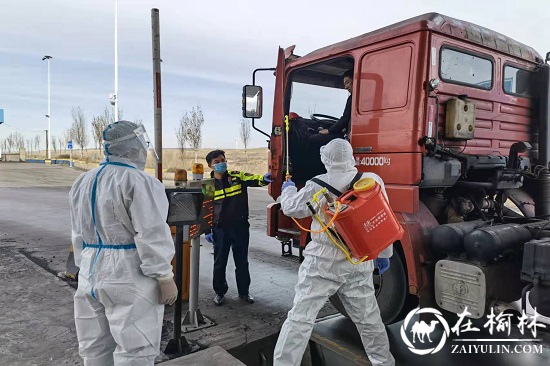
top-left (1, 0), bottom-right (549, 150)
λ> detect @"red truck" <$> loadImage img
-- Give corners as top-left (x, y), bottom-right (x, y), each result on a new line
top-left (243, 13), bottom-right (550, 326)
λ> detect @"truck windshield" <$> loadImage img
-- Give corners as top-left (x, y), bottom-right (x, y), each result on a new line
top-left (289, 82), bottom-right (349, 118)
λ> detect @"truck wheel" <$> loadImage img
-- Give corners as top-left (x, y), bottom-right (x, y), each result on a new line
top-left (328, 254), bottom-right (416, 324)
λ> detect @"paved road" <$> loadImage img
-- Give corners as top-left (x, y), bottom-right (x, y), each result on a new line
top-left (0, 162), bottom-right (336, 365)
top-left (0, 247), bottom-right (81, 366)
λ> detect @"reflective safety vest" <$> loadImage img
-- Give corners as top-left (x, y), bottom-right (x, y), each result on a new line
top-left (212, 170), bottom-right (268, 226)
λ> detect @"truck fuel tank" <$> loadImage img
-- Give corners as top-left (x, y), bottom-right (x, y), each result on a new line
top-left (464, 224), bottom-right (531, 262)
top-left (431, 220), bottom-right (485, 255)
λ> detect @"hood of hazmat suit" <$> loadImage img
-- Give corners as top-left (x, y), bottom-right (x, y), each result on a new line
top-left (273, 138), bottom-right (395, 366)
top-left (69, 120), bottom-right (175, 365)
top-left (102, 120), bottom-right (150, 170)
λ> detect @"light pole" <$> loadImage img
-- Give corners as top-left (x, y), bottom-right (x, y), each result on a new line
top-left (114, 0), bottom-right (119, 121)
top-left (42, 55), bottom-right (52, 160)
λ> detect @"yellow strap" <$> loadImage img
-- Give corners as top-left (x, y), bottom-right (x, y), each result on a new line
top-left (312, 188), bottom-right (327, 204)
top-left (312, 212), bottom-right (369, 265)
top-left (291, 200), bottom-right (342, 234)
top-left (291, 187), bottom-right (368, 265)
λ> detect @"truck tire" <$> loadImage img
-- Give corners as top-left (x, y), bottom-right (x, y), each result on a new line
top-left (328, 253), bottom-right (416, 324)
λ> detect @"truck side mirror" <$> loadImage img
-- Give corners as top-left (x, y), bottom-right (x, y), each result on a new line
top-left (242, 85), bottom-right (263, 119)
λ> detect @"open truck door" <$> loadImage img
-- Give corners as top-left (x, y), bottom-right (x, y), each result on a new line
top-left (269, 47), bottom-right (287, 199)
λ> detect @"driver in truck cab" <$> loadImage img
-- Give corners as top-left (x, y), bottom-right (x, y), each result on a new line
top-left (309, 69), bottom-right (353, 148)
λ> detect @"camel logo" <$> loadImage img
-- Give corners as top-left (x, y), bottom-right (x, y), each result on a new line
top-left (400, 307), bottom-right (450, 355)
top-left (412, 320), bottom-right (439, 343)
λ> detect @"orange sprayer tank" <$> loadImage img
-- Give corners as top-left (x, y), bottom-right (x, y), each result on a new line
top-left (324, 178), bottom-right (403, 259)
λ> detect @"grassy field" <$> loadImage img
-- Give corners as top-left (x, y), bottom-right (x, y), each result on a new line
top-left (26, 147), bottom-right (270, 179)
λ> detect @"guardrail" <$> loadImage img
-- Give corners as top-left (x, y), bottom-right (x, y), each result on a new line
top-left (26, 159), bottom-right (71, 165)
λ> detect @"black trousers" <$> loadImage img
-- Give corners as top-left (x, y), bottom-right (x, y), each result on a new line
top-left (212, 222), bottom-right (251, 296)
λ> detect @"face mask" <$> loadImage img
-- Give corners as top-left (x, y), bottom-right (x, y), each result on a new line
top-left (214, 162), bottom-right (227, 173)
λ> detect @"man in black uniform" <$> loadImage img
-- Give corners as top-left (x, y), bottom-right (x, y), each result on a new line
top-left (204, 149), bottom-right (272, 305)
top-left (309, 69), bottom-right (354, 147)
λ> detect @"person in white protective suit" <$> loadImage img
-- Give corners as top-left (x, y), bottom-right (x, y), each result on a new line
top-left (273, 138), bottom-right (395, 366)
top-left (70, 120), bottom-right (178, 366)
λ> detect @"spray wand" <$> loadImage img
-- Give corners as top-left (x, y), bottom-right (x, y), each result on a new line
top-left (284, 115), bottom-right (291, 181)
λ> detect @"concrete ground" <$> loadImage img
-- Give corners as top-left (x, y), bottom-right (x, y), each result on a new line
top-left (0, 247), bottom-right (81, 366)
top-left (162, 346), bottom-right (245, 366)
top-left (0, 162), bottom-right (336, 365)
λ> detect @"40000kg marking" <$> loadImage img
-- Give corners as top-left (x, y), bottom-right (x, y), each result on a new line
top-left (355, 156), bottom-right (391, 166)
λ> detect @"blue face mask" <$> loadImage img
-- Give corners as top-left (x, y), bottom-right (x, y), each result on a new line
top-left (214, 162), bottom-right (227, 173)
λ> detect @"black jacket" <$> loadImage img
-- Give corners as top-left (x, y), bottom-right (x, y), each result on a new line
top-left (212, 170), bottom-right (268, 227)
top-left (328, 95), bottom-right (352, 135)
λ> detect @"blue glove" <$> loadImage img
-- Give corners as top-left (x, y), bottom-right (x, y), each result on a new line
top-left (375, 258), bottom-right (390, 275)
top-left (282, 179), bottom-right (295, 191)
top-left (263, 173), bottom-right (274, 183)
top-left (205, 233), bottom-right (214, 244)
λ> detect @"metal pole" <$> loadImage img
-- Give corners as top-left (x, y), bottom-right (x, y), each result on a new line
top-left (69, 148), bottom-right (73, 167)
top-left (45, 129), bottom-right (49, 159)
top-left (165, 225), bottom-right (191, 355)
top-left (173, 225), bottom-right (187, 349)
top-left (182, 231), bottom-right (213, 331)
top-left (41, 56), bottom-right (53, 159)
top-left (47, 58), bottom-right (51, 160)
top-left (188, 236), bottom-right (201, 325)
top-left (114, 0), bottom-right (119, 121)
top-left (151, 8), bottom-right (163, 182)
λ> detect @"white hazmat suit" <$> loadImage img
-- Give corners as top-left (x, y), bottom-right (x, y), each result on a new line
top-left (273, 138), bottom-right (395, 366)
top-left (70, 121), bottom-right (175, 365)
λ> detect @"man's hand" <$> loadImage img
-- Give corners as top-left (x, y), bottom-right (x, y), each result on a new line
top-left (282, 179), bottom-right (295, 191)
top-left (263, 173), bottom-right (274, 183)
top-left (319, 129), bottom-right (329, 135)
top-left (205, 233), bottom-right (214, 243)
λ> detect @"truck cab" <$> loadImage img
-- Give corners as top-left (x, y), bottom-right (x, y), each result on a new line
top-left (243, 13), bottom-right (550, 326)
